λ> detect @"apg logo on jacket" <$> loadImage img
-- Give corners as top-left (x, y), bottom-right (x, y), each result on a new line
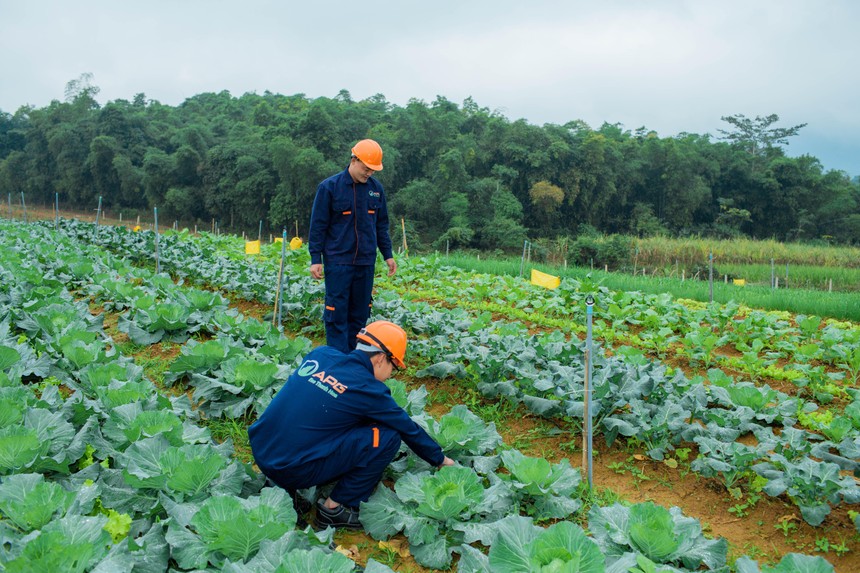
top-left (297, 359), bottom-right (348, 396)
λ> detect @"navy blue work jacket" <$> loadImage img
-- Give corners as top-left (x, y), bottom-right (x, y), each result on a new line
top-left (308, 168), bottom-right (394, 266)
top-left (248, 347), bottom-right (444, 473)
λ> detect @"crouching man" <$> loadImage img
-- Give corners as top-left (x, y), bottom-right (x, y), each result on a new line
top-left (249, 320), bottom-right (454, 529)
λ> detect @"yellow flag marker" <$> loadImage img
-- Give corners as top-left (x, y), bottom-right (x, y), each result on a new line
top-left (531, 269), bottom-right (560, 289)
top-left (732, 278), bottom-right (746, 286)
top-left (245, 240), bottom-right (261, 255)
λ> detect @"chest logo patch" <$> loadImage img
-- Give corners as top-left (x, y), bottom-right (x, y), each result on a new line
top-left (297, 360), bottom-right (320, 377)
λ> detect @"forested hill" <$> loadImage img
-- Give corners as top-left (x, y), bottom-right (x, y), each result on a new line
top-left (1, 81), bottom-right (858, 248)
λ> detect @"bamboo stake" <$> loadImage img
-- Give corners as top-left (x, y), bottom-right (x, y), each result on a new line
top-left (273, 229), bottom-right (287, 327)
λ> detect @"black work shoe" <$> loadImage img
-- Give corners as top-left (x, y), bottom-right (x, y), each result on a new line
top-left (314, 499), bottom-right (363, 530)
top-left (287, 488), bottom-right (313, 516)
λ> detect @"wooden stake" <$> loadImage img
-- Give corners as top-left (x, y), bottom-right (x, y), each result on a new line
top-left (401, 217), bottom-right (408, 256)
top-left (273, 240), bottom-right (287, 326)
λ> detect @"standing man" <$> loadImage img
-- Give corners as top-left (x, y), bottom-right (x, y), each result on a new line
top-left (309, 139), bottom-right (396, 353)
top-left (248, 321), bottom-right (454, 529)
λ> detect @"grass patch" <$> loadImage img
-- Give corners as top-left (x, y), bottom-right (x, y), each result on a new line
top-left (204, 415), bottom-right (254, 464)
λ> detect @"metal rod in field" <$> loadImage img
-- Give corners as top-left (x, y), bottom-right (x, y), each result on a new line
top-left (154, 207), bottom-right (161, 274)
top-left (95, 196), bottom-right (102, 225)
top-left (54, 193), bottom-right (59, 229)
top-left (258, 220), bottom-right (263, 242)
top-left (583, 294), bottom-right (595, 488)
top-left (20, 192), bottom-right (27, 223)
top-left (520, 240), bottom-right (528, 277)
top-left (278, 229), bottom-right (287, 328)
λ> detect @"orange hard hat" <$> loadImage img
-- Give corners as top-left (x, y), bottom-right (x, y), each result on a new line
top-left (351, 139), bottom-right (384, 171)
top-left (357, 320), bottom-right (406, 369)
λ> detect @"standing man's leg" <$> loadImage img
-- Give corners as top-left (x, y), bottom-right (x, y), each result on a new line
top-left (346, 264), bottom-right (375, 351)
top-left (323, 264), bottom-right (353, 353)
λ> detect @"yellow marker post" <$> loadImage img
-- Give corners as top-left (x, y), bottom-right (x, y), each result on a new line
top-left (245, 240), bottom-right (261, 255)
top-left (530, 269), bottom-right (560, 290)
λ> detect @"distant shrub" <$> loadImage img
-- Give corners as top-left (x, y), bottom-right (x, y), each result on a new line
top-left (569, 233), bottom-right (632, 270)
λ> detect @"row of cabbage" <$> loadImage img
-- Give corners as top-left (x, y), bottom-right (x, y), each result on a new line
top-left (45, 220), bottom-right (860, 525)
top-left (392, 259), bottom-right (860, 401)
top-left (50, 219), bottom-right (860, 404)
top-left (0, 220), bottom-right (396, 572)
top-left (45, 220), bottom-right (860, 527)
top-left (0, 220), bottom-right (737, 572)
top-left (30, 219), bottom-right (847, 570)
top-left (386, 293), bottom-right (860, 527)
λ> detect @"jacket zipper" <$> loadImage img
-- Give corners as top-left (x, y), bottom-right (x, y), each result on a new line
top-left (352, 183), bottom-right (358, 264)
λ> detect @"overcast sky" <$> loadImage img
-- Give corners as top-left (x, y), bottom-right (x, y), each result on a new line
top-left (2, 0), bottom-right (858, 176)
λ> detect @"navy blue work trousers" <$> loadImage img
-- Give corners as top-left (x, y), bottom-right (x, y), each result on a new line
top-left (323, 264), bottom-right (374, 353)
top-left (262, 425), bottom-right (401, 508)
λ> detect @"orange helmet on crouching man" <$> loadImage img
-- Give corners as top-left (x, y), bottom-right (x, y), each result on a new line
top-left (356, 320), bottom-right (406, 369)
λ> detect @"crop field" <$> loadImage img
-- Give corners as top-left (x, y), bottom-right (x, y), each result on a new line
top-left (444, 254), bottom-right (860, 323)
top-left (1, 217), bottom-right (859, 572)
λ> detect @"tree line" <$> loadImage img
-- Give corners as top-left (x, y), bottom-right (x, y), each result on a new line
top-left (1, 74), bottom-right (858, 250)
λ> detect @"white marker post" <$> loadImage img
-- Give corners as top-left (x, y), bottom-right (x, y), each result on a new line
top-left (520, 240), bottom-right (529, 277)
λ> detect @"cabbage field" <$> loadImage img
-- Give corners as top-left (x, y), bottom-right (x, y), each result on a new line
top-left (1, 217), bottom-right (858, 572)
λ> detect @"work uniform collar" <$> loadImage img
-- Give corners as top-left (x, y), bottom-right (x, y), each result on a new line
top-left (349, 349), bottom-right (375, 374)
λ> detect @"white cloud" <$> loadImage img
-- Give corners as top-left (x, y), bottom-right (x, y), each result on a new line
top-left (1, 0), bottom-right (858, 173)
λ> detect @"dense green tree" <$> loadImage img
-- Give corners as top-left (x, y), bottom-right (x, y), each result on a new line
top-left (268, 137), bottom-right (335, 233)
top-left (142, 148), bottom-right (174, 207)
top-left (468, 177), bottom-right (525, 249)
top-left (1, 78), bottom-right (856, 250)
top-left (718, 113), bottom-right (807, 158)
top-left (529, 180), bottom-right (564, 234)
top-left (86, 135), bottom-right (121, 205)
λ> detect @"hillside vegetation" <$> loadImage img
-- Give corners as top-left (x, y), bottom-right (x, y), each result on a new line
top-left (1, 75), bottom-right (859, 250)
